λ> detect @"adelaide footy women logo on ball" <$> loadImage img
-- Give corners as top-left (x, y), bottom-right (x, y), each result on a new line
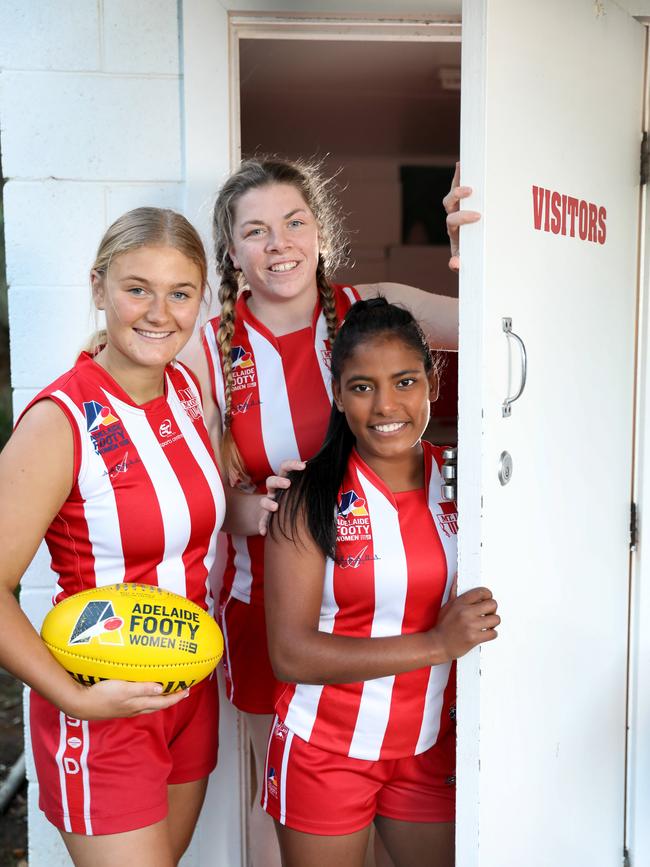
top-left (41, 583), bottom-right (223, 693)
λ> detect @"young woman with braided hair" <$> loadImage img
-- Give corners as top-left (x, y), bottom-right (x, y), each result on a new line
top-left (181, 157), bottom-right (478, 867)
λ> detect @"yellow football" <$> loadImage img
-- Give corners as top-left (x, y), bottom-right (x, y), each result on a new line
top-left (41, 583), bottom-right (223, 694)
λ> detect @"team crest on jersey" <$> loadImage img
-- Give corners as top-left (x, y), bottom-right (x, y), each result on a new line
top-left (229, 346), bottom-right (257, 391)
top-left (337, 490), bottom-right (371, 542)
top-left (83, 400), bottom-right (130, 456)
top-left (320, 339), bottom-right (332, 370)
top-left (178, 387), bottom-right (202, 421)
top-left (68, 601), bottom-right (125, 647)
top-left (436, 511), bottom-right (458, 538)
top-left (274, 721), bottom-right (289, 741)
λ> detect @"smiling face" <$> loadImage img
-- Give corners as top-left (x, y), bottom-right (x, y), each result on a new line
top-left (228, 182), bottom-right (321, 309)
top-left (332, 333), bottom-right (436, 478)
top-left (91, 244), bottom-right (203, 375)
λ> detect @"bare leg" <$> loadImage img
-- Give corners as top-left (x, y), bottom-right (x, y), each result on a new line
top-left (374, 817), bottom-right (454, 867)
top-left (276, 821), bottom-right (371, 867)
top-left (372, 827), bottom-right (396, 867)
top-left (246, 711), bottom-right (281, 867)
top-left (61, 820), bottom-right (175, 867)
top-left (61, 777), bottom-right (209, 867)
top-left (167, 777), bottom-right (210, 862)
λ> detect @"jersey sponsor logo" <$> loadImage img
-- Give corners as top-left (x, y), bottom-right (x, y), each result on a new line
top-left (231, 346), bottom-right (254, 369)
top-left (232, 392), bottom-right (262, 416)
top-left (267, 767), bottom-right (278, 798)
top-left (84, 400), bottom-right (119, 432)
top-left (109, 451), bottom-right (130, 479)
top-left (68, 601), bottom-right (125, 647)
top-left (103, 452), bottom-right (142, 479)
top-left (338, 491), bottom-right (368, 518)
top-left (83, 400), bottom-right (130, 456)
top-left (335, 545), bottom-right (379, 569)
top-left (229, 345), bottom-right (257, 391)
top-left (178, 386), bottom-right (202, 421)
top-left (67, 737), bottom-right (82, 749)
top-left (337, 491), bottom-right (371, 542)
top-left (157, 419), bottom-right (183, 448)
top-left (436, 511), bottom-right (458, 538)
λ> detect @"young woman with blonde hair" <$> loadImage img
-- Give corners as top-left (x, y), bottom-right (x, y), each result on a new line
top-left (0, 207), bottom-right (270, 866)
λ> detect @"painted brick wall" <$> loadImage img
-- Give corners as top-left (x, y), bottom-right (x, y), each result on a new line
top-left (0, 2), bottom-right (184, 862)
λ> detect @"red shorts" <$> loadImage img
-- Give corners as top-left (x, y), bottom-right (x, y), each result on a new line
top-left (219, 592), bottom-right (278, 714)
top-left (30, 676), bottom-right (219, 836)
top-left (261, 716), bottom-right (455, 835)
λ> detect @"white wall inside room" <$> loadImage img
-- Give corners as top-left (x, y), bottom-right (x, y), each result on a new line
top-left (239, 38), bottom-right (460, 298)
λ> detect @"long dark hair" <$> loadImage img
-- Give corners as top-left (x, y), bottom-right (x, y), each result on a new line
top-left (272, 297), bottom-right (436, 558)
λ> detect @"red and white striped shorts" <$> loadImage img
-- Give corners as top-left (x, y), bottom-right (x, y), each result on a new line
top-left (262, 716), bottom-right (455, 835)
top-left (219, 592), bottom-right (278, 714)
top-left (30, 676), bottom-right (218, 835)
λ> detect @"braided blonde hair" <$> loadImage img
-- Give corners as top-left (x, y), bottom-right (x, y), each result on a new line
top-left (212, 156), bottom-right (349, 485)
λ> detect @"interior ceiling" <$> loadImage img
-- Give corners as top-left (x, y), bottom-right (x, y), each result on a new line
top-left (239, 39), bottom-right (461, 158)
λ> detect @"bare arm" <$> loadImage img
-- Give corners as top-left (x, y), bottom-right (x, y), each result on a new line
top-left (179, 332), bottom-right (271, 536)
top-left (0, 402), bottom-right (186, 719)
top-left (264, 505), bottom-right (499, 685)
top-left (355, 283), bottom-right (459, 350)
top-left (355, 165), bottom-right (481, 351)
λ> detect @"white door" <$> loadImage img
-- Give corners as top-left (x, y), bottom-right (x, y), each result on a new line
top-left (457, 2), bottom-right (645, 866)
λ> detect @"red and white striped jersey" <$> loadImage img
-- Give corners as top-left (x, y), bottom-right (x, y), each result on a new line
top-left (275, 442), bottom-right (458, 761)
top-left (202, 285), bottom-right (360, 606)
top-left (22, 353), bottom-right (225, 611)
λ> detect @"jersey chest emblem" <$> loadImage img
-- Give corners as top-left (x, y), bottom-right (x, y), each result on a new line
top-left (230, 345), bottom-right (257, 392)
top-left (436, 510), bottom-right (458, 538)
top-left (336, 490), bottom-right (371, 543)
top-left (83, 400), bottom-right (130, 456)
top-left (177, 386), bottom-right (202, 421)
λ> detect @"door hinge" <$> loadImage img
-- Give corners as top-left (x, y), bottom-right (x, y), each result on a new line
top-left (630, 502), bottom-right (638, 552)
top-left (623, 846), bottom-right (631, 867)
top-left (641, 131), bottom-right (649, 186)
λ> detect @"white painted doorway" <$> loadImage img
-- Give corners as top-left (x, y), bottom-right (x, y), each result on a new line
top-left (181, 1), bottom-right (649, 865)
top-left (457, 1), bottom-right (645, 865)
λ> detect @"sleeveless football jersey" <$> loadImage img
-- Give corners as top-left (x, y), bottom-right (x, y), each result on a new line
top-left (275, 442), bottom-right (458, 761)
top-left (202, 285), bottom-right (360, 606)
top-left (22, 352), bottom-right (225, 611)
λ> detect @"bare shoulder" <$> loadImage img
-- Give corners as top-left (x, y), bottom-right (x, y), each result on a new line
top-left (3, 398), bottom-right (74, 488)
top-left (0, 399), bottom-right (74, 588)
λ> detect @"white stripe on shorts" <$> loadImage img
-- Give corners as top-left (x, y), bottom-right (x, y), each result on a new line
top-left (279, 729), bottom-right (295, 826)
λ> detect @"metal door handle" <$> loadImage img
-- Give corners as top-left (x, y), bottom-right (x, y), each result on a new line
top-left (502, 318), bottom-right (527, 417)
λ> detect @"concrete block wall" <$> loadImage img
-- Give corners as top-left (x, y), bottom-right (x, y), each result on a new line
top-left (0, 2), bottom-right (184, 863)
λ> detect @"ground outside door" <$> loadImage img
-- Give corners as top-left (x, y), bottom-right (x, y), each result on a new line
top-left (457, 1), bottom-right (644, 865)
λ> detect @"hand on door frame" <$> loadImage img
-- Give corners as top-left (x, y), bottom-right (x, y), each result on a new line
top-left (443, 161), bottom-right (481, 272)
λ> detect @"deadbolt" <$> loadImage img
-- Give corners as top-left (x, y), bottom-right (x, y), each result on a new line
top-left (498, 451), bottom-right (513, 486)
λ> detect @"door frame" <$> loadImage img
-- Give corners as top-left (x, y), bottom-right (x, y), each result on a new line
top-left (627, 23), bottom-right (650, 866)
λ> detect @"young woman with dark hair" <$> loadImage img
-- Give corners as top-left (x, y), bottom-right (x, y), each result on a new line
top-left (181, 156), bottom-right (477, 867)
top-left (262, 298), bottom-right (499, 867)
